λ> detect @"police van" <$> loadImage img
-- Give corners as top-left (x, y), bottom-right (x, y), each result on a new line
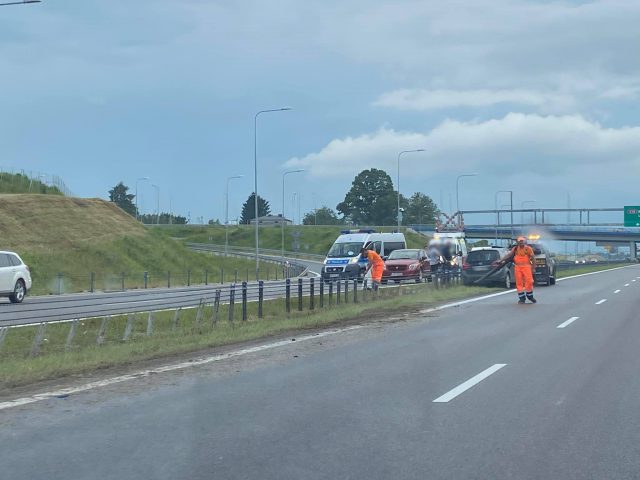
top-left (321, 230), bottom-right (406, 281)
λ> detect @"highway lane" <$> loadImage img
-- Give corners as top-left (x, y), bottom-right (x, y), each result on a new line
top-left (1, 266), bottom-right (639, 479)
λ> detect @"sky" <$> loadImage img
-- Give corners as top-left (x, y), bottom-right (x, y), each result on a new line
top-left (1, 0), bottom-right (639, 225)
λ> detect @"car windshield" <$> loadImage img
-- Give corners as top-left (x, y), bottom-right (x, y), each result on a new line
top-left (467, 250), bottom-right (500, 264)
top-left (388, 249), bottom-right (419, 260)
top-left (327, 242), bottom-right (363, 258)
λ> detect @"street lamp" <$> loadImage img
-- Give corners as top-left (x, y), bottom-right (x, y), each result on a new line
top-left (282, 169), bottom-right (305, 263)
top-left (495, 190), bottom-right (513, 244)
top-left (135, 177), bottom-right (150, 222)
top-left (254, 107), bottom-right (292, 279)
top-left (521, 200), bottom-right (536, 224)
top-left (0, 1), bottom-right (41, 5)
top-left (397, 149), bottom-right (425, 230)
top-left (456, 173), bottom-right (478, 217)
top-left (151, 184), bottom-right (160, 225)
top-left (225, 175), bottom-right (244, 256)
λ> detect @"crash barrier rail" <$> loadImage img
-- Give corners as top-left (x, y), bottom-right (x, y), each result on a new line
top-left (0, 274), bottom-right (463, 359)
top-left (185, 243), bottom-right (326, 262)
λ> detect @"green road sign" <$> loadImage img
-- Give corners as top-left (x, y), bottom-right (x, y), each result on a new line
top-left (624, 206), bottom-right (640, 226)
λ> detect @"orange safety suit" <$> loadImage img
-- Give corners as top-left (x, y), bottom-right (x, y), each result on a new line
top-left (511, 245), bottom-right (535, 301)
top-left (365, 250), bottom-right (385, 282)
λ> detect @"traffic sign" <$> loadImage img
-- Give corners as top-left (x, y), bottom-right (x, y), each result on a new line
top-left (624, 206), bottom-right (640, 226)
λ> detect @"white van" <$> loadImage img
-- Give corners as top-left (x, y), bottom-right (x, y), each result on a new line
top-left (321, 230), bottom-right (406, 281)
top-left (430, 232), bottom-right (468, 268)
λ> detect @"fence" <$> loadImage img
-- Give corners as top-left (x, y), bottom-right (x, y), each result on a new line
top-left (0, 273), bottom-right (463, 361)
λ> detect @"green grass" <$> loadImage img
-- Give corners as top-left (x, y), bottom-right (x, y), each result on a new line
top-left (556, 262), bottom-right (632, 278)
top-left (0, 171), bottom-right (63, 195)
top-left (0, 283), bottom-right (494, 388)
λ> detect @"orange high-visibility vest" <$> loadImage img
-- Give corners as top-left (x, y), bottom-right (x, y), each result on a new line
top-left (512, 245), bottom-right (534, 266)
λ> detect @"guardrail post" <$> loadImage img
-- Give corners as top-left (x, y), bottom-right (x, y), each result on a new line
top-left (336, 280), bottom-right (341, 305)
top-left (172, 308), bottom-right (182, 331)
top-left (309, 278), bottom-right (315, 310)
top-left (266, 267), bottom-right (269, 281)
top-left (205, 269), bottom-right (208, 285)
top-left (242, 282), bottom-right (248, 321)
top-left (167, 271), bottom-right (171, 288)
top-left (144, 271), bottom-right (148, 289)
top-left (285, 278), bottom-right (291, 314)
top-left (30, 323), bottom-right (47, 357)
top-left (90, 272), bottom-right (95, 293)
top-left (246, 269), bottom-right (249, 282)
top-left (195, 299), bottom-right (204, 329)
top-left (0, 326), bottom-right (8, 352)
top-left (353, 279), bottom-right (358, 303)
top-left (229, 284), bottom-right (235, 322)
top-left (121, 272), bottom-right (125, 291)
top-left (65, 320), bottom-right (78, 351)
top-left (234, 270), bottom-right (238, 283)
top-left (187, 270), bottom-right (191, 287)
top-left (97, 316), bottom-right (110, 345)
top-left (147, 312), bottom-right (155, 336)
top-left (212, 290), bottom-right (221, 327)
top-left (258, 281), bottom-right (264, 319)
top-left (124, 314), bottom-right (135, 340)
top-left (328, 281), bottom-right (333, 306)
top-left (221, 268), bottom-right (224, 284)
top-left (56, 273), bottom-right (62, 295)
top-left (319, 279), bottom-right (324, 308)
top-left (298, 278), bottom-right (303, 311)
top-left (344, 277), bottom-right (349, 303)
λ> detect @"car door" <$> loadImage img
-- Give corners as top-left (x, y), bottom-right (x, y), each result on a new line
top-left (0, 254), bottom-right (13, 292)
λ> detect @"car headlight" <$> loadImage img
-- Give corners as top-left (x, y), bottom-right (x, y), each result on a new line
top-left (408, 263), bottom-right (419, 270)
top-left (349, 256), bottom-right (360, 264)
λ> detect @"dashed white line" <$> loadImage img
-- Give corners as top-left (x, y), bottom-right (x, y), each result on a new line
top-left (633, 279), bottom-right (637, 283)
top-left (595, 299), bottom-right (607, 305)
top-left (624, 284), bottom-right (630, 287)
top-left (614, 289), bottom-right (621, 294)
top-left (433, 364), bottom-right (507, 403)
top-left (557, 317), bottom-right (580, 329)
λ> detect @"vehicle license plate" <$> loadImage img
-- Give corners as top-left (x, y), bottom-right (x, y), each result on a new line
top-left (475, 266), bottom-right (490, 271)
top-left (391, 272), bottom-right (403, 277)
top-left (330, 274), bottom-right (339, 278)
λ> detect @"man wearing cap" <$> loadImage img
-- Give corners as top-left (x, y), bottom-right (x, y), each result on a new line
top-left (500, 236), bottom-right (537, 304)
top-left (361, 243), bottom-right (385, 291)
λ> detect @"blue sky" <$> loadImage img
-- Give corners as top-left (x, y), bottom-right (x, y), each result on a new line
top-left (1, 0), bottom-right (639, 225)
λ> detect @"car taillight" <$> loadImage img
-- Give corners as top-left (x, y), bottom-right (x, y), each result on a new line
top-left (462, 262), bottom-right (471, 270)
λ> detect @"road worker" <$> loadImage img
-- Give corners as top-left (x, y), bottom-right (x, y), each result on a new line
top-left (501, 236), bottom-right (537, 304)
top-left (361, 243), bottom-right (385, 291)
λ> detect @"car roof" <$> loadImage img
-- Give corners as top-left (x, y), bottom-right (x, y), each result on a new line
top-left (470, 247), bottom-right (504, 251)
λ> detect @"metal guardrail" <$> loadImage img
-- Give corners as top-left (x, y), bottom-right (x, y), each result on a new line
top-left (186, 243), bottom-right (326, 262)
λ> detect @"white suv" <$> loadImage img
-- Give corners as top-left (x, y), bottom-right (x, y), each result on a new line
top-left (0, 251), bottom-right (32, 303)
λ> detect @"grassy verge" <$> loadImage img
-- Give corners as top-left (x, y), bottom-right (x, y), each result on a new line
top-left (556, 262), bottom-right (632, 278)
top-left (0, 283), bottom-right (494, 388)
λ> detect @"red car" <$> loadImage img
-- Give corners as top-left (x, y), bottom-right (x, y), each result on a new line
top-left (381, 249), bottom-right (431, 283)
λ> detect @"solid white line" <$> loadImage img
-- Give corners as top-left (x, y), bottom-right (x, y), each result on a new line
top-left (557, 316), bottom-right (580, 329)
top-left (0, 325), bottom-right (364, 411)
top-left (595, 299), bottom-right (607, 305)
top-left (433, 364), bottom-right (507, 403)
top-left (614, 290), bottom-right (621, 294)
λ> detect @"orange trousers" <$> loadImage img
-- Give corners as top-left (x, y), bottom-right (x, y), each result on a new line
top-left (371, 265), bottom-right (384, 282)
top-left (514, 265), bottom-right (534, 293)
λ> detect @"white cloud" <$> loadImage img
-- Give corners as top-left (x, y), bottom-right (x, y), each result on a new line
top-left (286, 113), bottom-right (640, 180)
top-left (373, 89), bottom-right (575, 111)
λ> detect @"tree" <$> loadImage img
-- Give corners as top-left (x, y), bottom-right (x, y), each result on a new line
top-left (108, 182), bottom-right (136, 216)
top-left (402, 192), bottom-right (440, 225)
top-left (337, 169), bottom-right (397, 225)
top-left (240, 192), bottom-right (271, 224)
top-left (302, 206), bottom-right (344, 225)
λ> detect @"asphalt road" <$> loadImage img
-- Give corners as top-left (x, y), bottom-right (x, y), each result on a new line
top-left (2, 265), bottom-right (640, 479)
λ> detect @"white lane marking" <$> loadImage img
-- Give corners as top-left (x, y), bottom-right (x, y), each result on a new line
top-left (0, 325), bottom-right (364, 411)
top-left (633, 279), bottom-right (637, 282)
top-left (433, 364), bottom-right (507, 403)
top-left (595, 299), bottom-right (607, 305)
top-left (624, 284), bottom-right (630, 287)
top-left (557, 317), bottom-right (580, 329)
top-left (614, 290), bottom-right (621, 294)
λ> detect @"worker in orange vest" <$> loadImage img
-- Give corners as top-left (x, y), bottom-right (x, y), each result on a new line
top-left (361, 243), bottom-right (385, 291)
top-left (501, 236), bottom-right (537, 304)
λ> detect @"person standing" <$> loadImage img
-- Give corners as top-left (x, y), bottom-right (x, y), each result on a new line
top-left (501, 236), bottom-right (537, 304)
top-left (361, 243), bottom-right (385, 291)
top-left (427, 240), bottom-right (442, 278)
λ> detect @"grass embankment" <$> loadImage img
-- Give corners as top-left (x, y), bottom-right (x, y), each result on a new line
top-left (0, 195), bottom-right (263, 294)
top-left (556, 262), bottom-right (633, 278)
top-left (0, 172), bottom-right (63, 195)
top-left (0, 283), bottom-right (493, 387)
top-left (154, 224), bottom-right (428, 256)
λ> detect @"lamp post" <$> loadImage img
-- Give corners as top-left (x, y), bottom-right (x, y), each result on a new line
top-left (225, 175), bottom-right (244, 256)
top-left (0, 1), bottom-right (41, 6)
top-left (397, 149), bottom-right (425, 230)
top-left (135, 177), bottom-right (149, 222)
top-left (282, 170), bottom-right (305, 263)
top-left (495, 190), bottom-right (513, 244)
top-left (151, 184), bottom-right (159, 225)
top-left (456, 174), bottom-right (478, 215)
top-left (254, 107), bottom-right (292, 279)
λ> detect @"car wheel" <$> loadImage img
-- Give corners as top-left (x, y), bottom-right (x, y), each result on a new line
top-left (9, 279), bottom-right (25, 304)
top-left (504, 272), bottom-right (512, 289)
top-left (550, 275), bottom-right (556, 285)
